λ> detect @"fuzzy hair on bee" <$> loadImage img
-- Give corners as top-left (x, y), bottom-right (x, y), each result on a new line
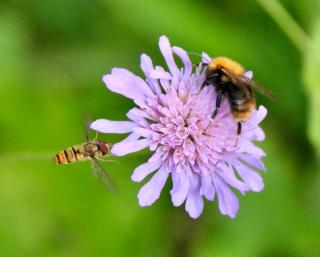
top-left (208, 56), bottom-right (245, 77)
top-left (201, 56), bottom-right (276, 143)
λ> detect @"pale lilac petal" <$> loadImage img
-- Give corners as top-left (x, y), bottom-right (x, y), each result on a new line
top-left (126, 107), bottom-right (153, 122)
top-left (140, 53), bottom-right (161, 94)
top-left (159, 35), bottom-right (180, 77)
top-left (200, 175), bottom-right (215, 201)
top-left (217, 163), bottom-right (249, 194)
top-left (150, 67), bottom-right (172, 80)
top-left (111, 68), bottom-right (154, 98)
top-left (247, 105), bottom-right (267, 126)
top-left (170, 172), bottom-right (190, 206)
top-left (133, 127), bottom-right (153, 138)
top-left (90, 119), bottom-right (135, 133)
top-left (102, 74), bottom-right (145, 106)
top-left (244, 70), bottom-right (253, 79)
top-left (241, 140), bottom-right (266, 157)
top-left (111, 139), bottom-right (149, 156)
top-left (234, 162), bottom-right (264, 192)
top-left (245, 127), bottom-right (266, 141)
top-left (252, 127), bottom-right (266, 141)
top-left (202, 52), bottom-right (211, 63)
top-left (131, 156), bottom-right (162, 182)
top-left (138, 167), bottom-right (169, 206)
top-left (185, 174), bottom-right (204, 219)
top-left (238, 154), bottom-right (266, 171)
top-left (213, 176), bottom-right (239, 218)
top-left (119, 132), bottom-right (140, 143)
top-left (148, 147), bottom-right (164, 162)
top-left (172, 46), bottom-right (192, 78)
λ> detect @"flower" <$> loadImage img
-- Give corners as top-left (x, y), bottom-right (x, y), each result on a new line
top-left (91, 35), bottom-right (267, 219)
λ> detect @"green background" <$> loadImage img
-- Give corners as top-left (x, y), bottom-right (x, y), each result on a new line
top-left (0, 0), bottom-right (320, 256)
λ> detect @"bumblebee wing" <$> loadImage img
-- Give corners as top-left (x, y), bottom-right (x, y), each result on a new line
top-left (240, 76), bottom-right (277, 101)
top-left (221, 68), bottom-right (276, 101)
top-left (91, 157), bottom-right (119, 194)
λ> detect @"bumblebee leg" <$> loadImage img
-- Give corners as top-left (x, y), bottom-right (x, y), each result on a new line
top-left (201, 79), bottom-right (210, 89)
top-left (193, 62), bottom-right (208, 69)
top-left (235, 122), bottom-right (242, 146)
top-left (212, 90), bottom-right (222, 119)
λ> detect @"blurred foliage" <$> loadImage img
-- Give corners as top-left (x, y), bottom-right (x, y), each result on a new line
top-left (0, 0), bottom-right (320, 257)
top-left (304, 16), bottom-right (320, 157)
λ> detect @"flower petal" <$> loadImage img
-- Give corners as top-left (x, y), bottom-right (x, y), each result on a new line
top-left (238, 153), bottom-right (266, 171)
top-left (217, 163), bottom-right (249, 194)
top-left (202, 52), bottom-right (211, 63)
top-left (247, 105), bottom-right (267, 127)
top-left (140, 53), bottom-right (161, 94)
top-left (133, 127), bottom-right (153, 138)
top-left (241, 140), bottom-right (266, 157)
top-left (244, 70), bottom-right (253, 79)
top-left (138, 166), bottom-right (169, 206)
top-left (234, 162), bottom-right (264, 192)
top-left (111, 68), bottom-right (154, 98)
top-left (185, 174), bottom-right (204, 219)
top-left (131, 155), bottom-right (162, 182)
top-left (102, 74), bottom-right (145, 106)
top-left (90, 119), bottom-right (135, 133)
top-left (200, 175), bottom-right (215, 201)
top-left (159, 35), bottom-right (180, 78)
top-left (213, 176), bottom-right (239, 218)
top-left (111, 139), bottom-right (149, 156)
top-left (119, 132), bottom-right (140, 143)
top-left (150, 67), bottom-right (172, 80)
top-left (170, 172), bottom-right (190, 206)
top-left (172, 46), bottom-right (192, 78)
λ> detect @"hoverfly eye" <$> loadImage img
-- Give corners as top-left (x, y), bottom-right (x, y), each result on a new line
top-left (98, 141), bottom-right (108, 155)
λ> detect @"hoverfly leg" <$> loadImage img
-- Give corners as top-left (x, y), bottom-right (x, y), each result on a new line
top-left (212, 90), bottom-right (222, 119)
top-left (235, 122), bottom-right (242, 146)
top-left (98, 158), bottom-right (119, 164)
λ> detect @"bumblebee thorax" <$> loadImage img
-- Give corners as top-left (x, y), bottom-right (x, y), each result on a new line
top-left (208, 57), bottom-right (245, 76)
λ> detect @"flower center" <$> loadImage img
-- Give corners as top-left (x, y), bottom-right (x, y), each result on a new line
top-left (149, 86), bottom-right (216, 166)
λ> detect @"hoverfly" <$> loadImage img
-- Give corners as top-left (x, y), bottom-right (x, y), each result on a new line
top-left (53, 128), bottom-right (118, 194)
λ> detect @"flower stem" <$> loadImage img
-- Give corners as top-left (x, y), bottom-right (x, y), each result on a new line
top-left (256, 0), bottom-right (311, 54)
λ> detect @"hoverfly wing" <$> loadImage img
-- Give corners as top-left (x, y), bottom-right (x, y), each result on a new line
top-left (240, 76), bottom-right (277, 101)
top-left (84, 114), bottom-right (92, 142)
top-left (91, 157), bottom-right (119, 194)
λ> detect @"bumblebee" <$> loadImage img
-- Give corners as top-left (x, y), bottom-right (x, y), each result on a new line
top-left (201, 56), bottom-right (276, 140)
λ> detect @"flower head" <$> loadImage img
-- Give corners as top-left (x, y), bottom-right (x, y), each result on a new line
top-left (91, 35), bottom-right (267, 219)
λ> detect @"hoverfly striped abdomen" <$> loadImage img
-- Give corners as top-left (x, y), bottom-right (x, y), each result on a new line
top-left (54, 140), bottom-right (109, 165)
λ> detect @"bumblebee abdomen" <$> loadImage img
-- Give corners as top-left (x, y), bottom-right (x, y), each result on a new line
top-left (231, 98), bottom-right (256, 121)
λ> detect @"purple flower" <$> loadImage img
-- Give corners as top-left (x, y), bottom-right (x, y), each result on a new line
top-left (91, 35), bottom-right (267, 219)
